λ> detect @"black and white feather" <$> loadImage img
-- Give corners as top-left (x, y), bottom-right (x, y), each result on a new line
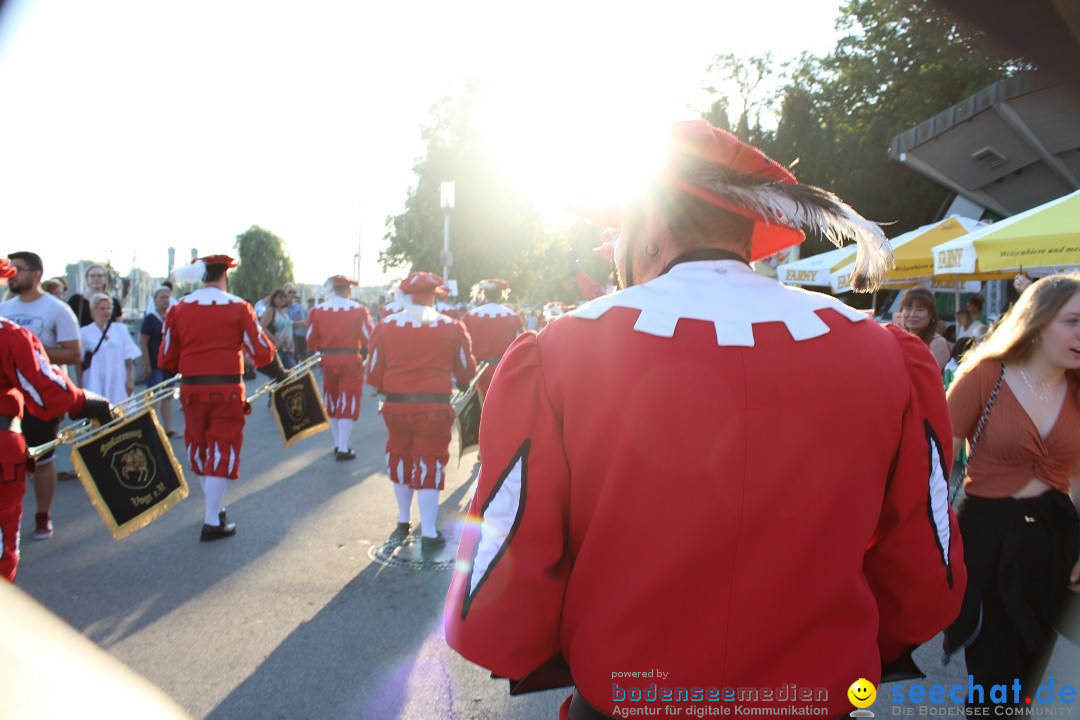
top-left (684, 164), bottom-right (894, 292)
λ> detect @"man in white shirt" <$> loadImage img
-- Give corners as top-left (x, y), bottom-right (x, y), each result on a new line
top-left (955, 309), bottom-right (987, 342)
top-left (0, 252), bottom-right (82, 540)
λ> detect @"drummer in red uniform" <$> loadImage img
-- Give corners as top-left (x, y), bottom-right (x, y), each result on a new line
top-left (159, 255), bottom-right (285, 541)
top-left (462, 279), bottom-right (524, 398)
top-left (367, 272), bottom-right (476, 549)
top-left (0, 257), bottom-right (112, 581)
top-left (444, 121), bottom-right (965, 718)
top-left (305, 275), bottom-right (374, 461)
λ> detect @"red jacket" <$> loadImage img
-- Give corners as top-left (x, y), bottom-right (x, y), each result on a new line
top-left (158, 287), bottom-right (276, 378)
top-left (0, 318), bottom-right (87, 421)
top-left (462, 303), bottom-right (524, 363)
top-left (367, 308), bottom-right (476, 395)
top-left (307, 296), bottom-right (373, 369)
top-left (446, 260), bottom-right (965, 718)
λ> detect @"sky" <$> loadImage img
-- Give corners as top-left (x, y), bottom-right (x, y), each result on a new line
top-left (0, 0), bottom-right (845, 289)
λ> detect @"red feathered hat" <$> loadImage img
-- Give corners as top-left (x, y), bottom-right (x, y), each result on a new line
top-left (0, 258), bottom-right (17, 280)
top-left (201, 254), bottom-right (239, 268)
top-left (576, 120), bottom-right (891, 292)
top-left (400, 272), bottom-right (449, 301)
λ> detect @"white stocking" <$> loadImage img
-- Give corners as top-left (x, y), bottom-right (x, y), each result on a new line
top-left (418, 489), bottom-right (440, 538)
top-left (203, 475), bottom-right (229, 526)
top-left (393, 483), bottom-right (414, 524)
top-left (335, 419), bottom-right (354, 452)
top-left (328, 418), bottom-right (339, 445)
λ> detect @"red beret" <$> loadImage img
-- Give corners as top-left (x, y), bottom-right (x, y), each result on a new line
top-left (575, 120), bottom-right (805, 262)
top-left (328, 275), bottom-right (358, 287)
top-left (400, 272), bottom-right (449, 296)
top-left (664, 121), bottom-right (803, 260)
top-left (200, 254), bottom-right (239, 269)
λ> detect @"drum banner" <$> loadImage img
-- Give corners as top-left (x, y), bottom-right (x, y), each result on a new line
top-left (454, 386), bottom-right (483, 461)
top-left (270, 370), bottom-right (330, 448)
top-left (71, 407), bottom-right (188, 540)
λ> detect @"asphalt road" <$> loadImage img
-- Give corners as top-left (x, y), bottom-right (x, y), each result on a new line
top-left (14, 377), bottom-right (1080, 719)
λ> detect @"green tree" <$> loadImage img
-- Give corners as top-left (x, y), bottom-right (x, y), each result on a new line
top-left (773, 0), bottom-right (1021, 237)
top-left (230, 225), bottom-right (294, 303)
top-left (701, 53), bottom-right (786, 146)
top-left (381, 80), bottom-right (563, 304)
top-left (698, 0), bottom-right (1021, 260)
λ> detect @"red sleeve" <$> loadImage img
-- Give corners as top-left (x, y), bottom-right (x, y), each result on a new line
top-left (157, 305), bottom-right (179, 374)
top-left (0, 321), bottom-right (84, 420)
top-left (242, 303), bottom-right (276, 367)
top-left (445, 332), bottom-right (570, 679)
top-left (359, 308), bottom-right (373, 353)
top-left (305, 308), bottom-right (324, 351)
top-left (452, 321), bottom-right (477, 387)
top-left (865, 325), bottom-right (966, 663)
top-left (366, 323), bottom-right (385, 390)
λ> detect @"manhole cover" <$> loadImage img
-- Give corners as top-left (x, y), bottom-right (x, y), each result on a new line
top-left (368, 533), bottom-right (459, 571)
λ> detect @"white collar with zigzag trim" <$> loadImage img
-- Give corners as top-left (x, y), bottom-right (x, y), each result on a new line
top-left (569, 260), bottom-right (866, 346)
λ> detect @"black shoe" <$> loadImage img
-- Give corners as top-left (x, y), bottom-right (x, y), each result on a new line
top-left (390, 522), bottom-right (410, 542)
top-left (200, 521), bottom-right (237, 541)
top-left (420, 532), bottom-right (446, 551)
top-left (335, 449), bottom-right (356, 461)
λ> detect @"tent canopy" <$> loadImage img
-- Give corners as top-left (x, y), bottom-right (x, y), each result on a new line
top-left (775, 244), bottom-right (859, 288)
top-left (933, 189), bottom-right (1080, 275)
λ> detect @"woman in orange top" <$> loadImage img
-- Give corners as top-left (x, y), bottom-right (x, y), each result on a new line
top-left (945, 274), bottom-right (1080, 703)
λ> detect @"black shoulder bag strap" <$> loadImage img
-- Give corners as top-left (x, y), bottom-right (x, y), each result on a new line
top-left (949, 361), bottom-right (1005, 506)
top-left (90, 319), bottom-right (113, 358)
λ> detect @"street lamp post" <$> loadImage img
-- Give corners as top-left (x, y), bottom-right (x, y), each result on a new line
top-left (440, 181), bottom-right (455, 283)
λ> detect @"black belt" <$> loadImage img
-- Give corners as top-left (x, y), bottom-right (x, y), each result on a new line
top-left (0, 415), bottom-right (22, 434)
top-left (181, 375), bottom-right (242, 386)
top-left (319, 348), bottom-right (361, 355)
top-left (383, 393), bottom-right (451, 404)
top-left (568, 691), bottom-right (614, 720)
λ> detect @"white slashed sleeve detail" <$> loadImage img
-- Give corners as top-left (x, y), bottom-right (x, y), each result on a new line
top-left (469, 454), bottom-right (525, 597)
top-left (926, 426), bottom-right (952, 571)
top-left (15, 368), bottom-right (43, 407)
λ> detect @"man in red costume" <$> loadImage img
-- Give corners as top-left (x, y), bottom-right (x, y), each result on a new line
top-left (367, 272), bottom-right (476, 549)
top-left (159, 255), bottom-right (285, 541)
top-left (306, 275), bottom-right (373, 461)
top-left (462, 279), bottom-right (524, 398)
top-left (0, 257), bottom-right (112, 581)
top-left (445, 121), bottom-right (966, 719)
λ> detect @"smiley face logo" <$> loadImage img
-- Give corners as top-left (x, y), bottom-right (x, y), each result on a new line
top-left (847, 678), bottom-right (877, 709)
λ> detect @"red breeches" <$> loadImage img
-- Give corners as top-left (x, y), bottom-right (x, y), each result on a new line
top-left (322, 364), bottom-right (363, 420)
top-left (381, 403), bottom-right (453, 490)
top-left (180, 387), bottom-right (246, 479)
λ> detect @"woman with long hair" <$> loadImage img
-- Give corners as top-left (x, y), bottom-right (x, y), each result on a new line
top-left (259, 289), bottom-right (296, 369)
top-left (899, 287), bottom-right (950, 373)
top-left (944, 273), bottom-right (1080, 703)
